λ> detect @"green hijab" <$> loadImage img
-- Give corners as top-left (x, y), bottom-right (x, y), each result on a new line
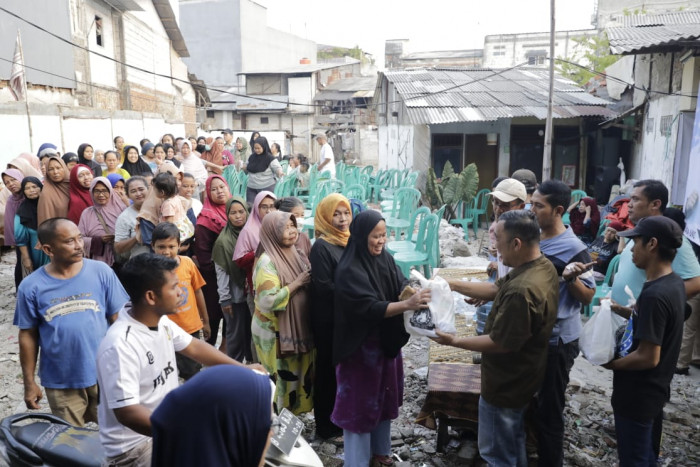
top-left (212, 196), bottom-right (249, 287)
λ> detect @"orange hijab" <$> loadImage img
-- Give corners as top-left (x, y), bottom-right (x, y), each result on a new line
top-left (313, 193), bottom-right (352, 247)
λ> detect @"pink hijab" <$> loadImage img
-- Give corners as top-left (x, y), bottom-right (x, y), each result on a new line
top-left (233, 190), bottom-right (276, 261)
top-left (2, 168), bottom-right (25, 246)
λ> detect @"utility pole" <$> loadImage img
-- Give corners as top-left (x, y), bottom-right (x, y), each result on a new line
top-left (542, 0), bottom-right (555, 181)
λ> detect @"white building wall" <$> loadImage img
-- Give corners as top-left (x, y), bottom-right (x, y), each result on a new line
top-left (123, 14), bottom-right (172, 92)
top-left (239, 0), bottom-right (316, 72)
top-left (630, 96), bottom-right (681, 187)
top-left (483, 30), bottom-right (597, 68)
top-left (288, 77), bottom-right (313, 113)
top-left (85, 0), bottom-right (118, 88)
top-left (378, 124), bottom-right (415, 170)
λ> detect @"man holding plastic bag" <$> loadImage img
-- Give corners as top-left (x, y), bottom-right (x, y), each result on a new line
top-left (601, 216), bottom-right (686, 466)
top-left (433, 210), bottom-right (558, 467)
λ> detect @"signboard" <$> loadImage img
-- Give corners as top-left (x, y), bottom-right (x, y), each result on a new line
top-left (684, 82), bottom-right (700, 247)
top-left (270, 408), bottom-right (304, 455)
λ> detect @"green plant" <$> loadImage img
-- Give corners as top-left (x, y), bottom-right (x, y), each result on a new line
top-left (425, 161), bottom-right (479, 218)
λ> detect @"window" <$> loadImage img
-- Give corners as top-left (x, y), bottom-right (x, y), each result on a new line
top-left (260, 117), bottom-right (269, 124)
top-left (95, 15), bottom-right (103, 47)
top-left (205, 110), bottom-right (215, 119)
top-left (646, 117), bottom-right (655, 134)
top-left (528, 55), bottom-right (546, 65)
top-left (659, 115), bottom-right (673, 135)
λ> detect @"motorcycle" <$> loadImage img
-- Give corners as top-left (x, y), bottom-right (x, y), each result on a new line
top-left (0, 412), bottom-right (323, 467)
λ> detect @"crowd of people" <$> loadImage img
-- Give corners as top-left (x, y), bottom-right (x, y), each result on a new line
top-left (1, 131), bottom-right (699, 466)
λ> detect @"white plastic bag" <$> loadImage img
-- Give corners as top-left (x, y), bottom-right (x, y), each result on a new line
top-left (403, 270), bottom-right (456, 338)
top-left (580, 298), bottom-right (616, 365)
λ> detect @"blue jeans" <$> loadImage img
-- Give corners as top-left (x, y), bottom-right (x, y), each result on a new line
top-left (614, 412), bottom-right (657, 466)
top-left (478, 396), bottom-right (528, 467)
top-left (343, 420), bottom-right (392, 467)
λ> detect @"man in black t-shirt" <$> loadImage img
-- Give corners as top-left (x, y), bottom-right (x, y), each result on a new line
top-left (604, 216), bottom-right (686, 465)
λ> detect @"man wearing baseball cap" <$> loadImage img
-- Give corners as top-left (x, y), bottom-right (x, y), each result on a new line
top-left (511, 169), bottom-right (538, 206)
top-left (604, 216), bottom-right (686, 466)
top-left (221, 129), bottom-right (235, 153)
top-left (487, 178), bottom-right (527, 279)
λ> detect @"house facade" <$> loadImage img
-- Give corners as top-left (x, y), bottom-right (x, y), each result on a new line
top-left (375, 67), bottom-right (615, 193)
top-left (0, 0), bottom-right (196, 163)
top-left (604, 10), bottom-right (700, 204)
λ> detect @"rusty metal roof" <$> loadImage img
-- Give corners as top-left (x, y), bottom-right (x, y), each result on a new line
top-left (380, 67), bottom-right (613, 125)
top-left (606, 11), bottom-right (700, 54)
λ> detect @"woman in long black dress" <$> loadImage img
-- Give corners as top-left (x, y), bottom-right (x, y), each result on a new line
top-left (309, 193), bottom-right (352, 440)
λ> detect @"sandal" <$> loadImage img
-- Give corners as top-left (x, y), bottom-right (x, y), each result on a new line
top-left (371, 454), bottom-right (395, 467)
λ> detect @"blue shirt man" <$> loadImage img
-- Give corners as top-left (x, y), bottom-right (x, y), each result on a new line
top-left (14, 218), bottom-right (128, 426)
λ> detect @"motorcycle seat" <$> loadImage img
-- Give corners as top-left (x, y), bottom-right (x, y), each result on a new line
top-left (11, 420), bottom-right (104, 467)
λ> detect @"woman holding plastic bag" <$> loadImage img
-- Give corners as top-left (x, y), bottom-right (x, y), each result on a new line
top-left (332, 210), bottom-right (430, 467)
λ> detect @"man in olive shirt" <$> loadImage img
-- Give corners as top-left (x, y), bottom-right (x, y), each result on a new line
top-left (436, 210), bottom-right (559, 466)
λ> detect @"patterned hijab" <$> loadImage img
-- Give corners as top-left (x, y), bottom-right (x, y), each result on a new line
top-left (258, 211), bottom-right (313, 354)
top-left (314, 193), bottom-right (352, 247)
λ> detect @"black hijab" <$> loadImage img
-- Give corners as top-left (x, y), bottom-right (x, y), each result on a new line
top-left (246, 136), bottom-right (275, 174)
top-left (77, 143), bottom-right (103, 177)
top-left (17, 177), bottom-right (43, 230)
top-left (121, 145), bottom-right (153, 176)
top-left (248, 131), bottom-right (260, 151)
top-left (333, 210), bottom-right (408, 364)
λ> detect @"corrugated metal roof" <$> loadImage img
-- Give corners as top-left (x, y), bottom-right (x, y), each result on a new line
top-left (322, 77), bottom-right (377, 92)
top-left (607, 11), bottom-right (700, 54)
top-left (381, 67), bottom-right (613, 125)
top-left (313, 91), bottom-right (354, 101)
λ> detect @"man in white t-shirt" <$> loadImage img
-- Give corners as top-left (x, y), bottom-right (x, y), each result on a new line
top-left (97, 254), bottom-right (265, 466)
top-left (316, 134), bottom-right (336, 178)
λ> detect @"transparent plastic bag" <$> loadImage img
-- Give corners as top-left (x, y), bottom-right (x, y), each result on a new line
top-left (580, 298), bottom-right (616, 365)
top-left (403, 270), bottom-right (456, 338)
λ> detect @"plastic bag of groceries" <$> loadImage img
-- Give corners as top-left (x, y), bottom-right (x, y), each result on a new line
top-left (580, 298), bottom-right (617, 365)
top-left (403, 270), bottom-right (456, 338)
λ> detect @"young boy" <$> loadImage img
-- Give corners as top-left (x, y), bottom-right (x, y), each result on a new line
top-left (96, 253), bottom-right (263, 465)
top-left (604, 216), bottom-right (686, 465)
top-left (179, 172), bottom-right (203, 217)
top-left (152, 222), bottom-right (211, 380)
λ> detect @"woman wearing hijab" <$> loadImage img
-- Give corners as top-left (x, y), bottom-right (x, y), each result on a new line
top-left (309, 193), bottom-right (352, 440)
top-left (67, 164), bottom-right (95, 224)
top-left (2, 168), bottom-right (25, 287)
top-left (37, 155), bottom-right (71, 225)
top-left (233, 137), bottom-right (249, 165)
top-left (213, 196), bottom-right (253, 362)
top-left (77, 143), bottom-right (103, 177)
top-left (248, 131), bottom-right (261, 152)
top-left (252, 211), bottom-right (313, 415)
top-left (121, 145), bottom-right (152, 177)
top-left (233, 190), bottom-right (277, 292)
top-left (243, 136), bottom-right (284, 204)
top-left (567, 196), bottom-right (600, 244)
top-left (8, 154), bottom-right (43, 180)
top-left (332, 210), bottom-right (430, 467)
top-left (275, 196), bottom-right (312, 259)
top-left (200, 137), bottom-right (231, 175)
top-left (77, 177), bottom-right (127, 267)
top-left (151, 364), bottom-right (273, 467)
top-left (15, 177), bottom-right (49, 274)
top-left (194, 175), bottom-right (231, 348)
top-left (178, 139), bottom-right (208, 196)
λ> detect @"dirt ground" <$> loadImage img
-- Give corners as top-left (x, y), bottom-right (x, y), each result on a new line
top-left (0, 226), bottom-right (699, 465)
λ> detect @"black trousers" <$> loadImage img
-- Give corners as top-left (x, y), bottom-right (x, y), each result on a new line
top-left (311, 320), bottom-right (342, 439)
top-left (535, 339), bottom-right (579, 467)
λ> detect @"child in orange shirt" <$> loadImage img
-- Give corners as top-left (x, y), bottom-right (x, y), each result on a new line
top-left (151, 222), bottom-right (211, 380)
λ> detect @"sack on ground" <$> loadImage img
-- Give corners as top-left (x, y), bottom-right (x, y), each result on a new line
top-left (403, 270), bottom-right (456, 338)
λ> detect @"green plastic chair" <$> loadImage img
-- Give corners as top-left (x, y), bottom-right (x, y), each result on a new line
top-left (386, 207), bottom-right (431, 254)
top-left (301, 180), bottom-right (345, 239)
top-left (571, 190), bottom-right (587, 204)
top-left (393, 214), bottom-right (439, 278)
top-left (385, 188), bottom-right (421, 238)
top-left (344, 184), bottom-right (367, 203)
top-left (368, 169), bottom-right (391, 203)
top-left (360, 165), bottom-right (374, 177)
top-left (435, 204), bottom-right (447, 222)
top-left (471, 188), bottom-right (491, 229)
top-left (449, 200), bottom-right (477, 241)
top-left (295, 164), bottom-right (319, 207)
top-left (583, 254), bottom-right (621, 317)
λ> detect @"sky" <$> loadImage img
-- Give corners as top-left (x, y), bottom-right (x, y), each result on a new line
top-left (260, 0), bottom-right (598, 68)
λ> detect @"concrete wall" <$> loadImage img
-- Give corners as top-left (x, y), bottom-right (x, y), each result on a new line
top-left (0, 0), bottom-right (75, 89)
top-left (483, 29), bottom-right (597, 68)
top-left (239, 0), bottom-right (316, 73)
top-left (0, 102), bottom-right (188, 169)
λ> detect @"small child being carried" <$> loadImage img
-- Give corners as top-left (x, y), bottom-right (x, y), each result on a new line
top-left (153, 172), bottom-right (194, 242)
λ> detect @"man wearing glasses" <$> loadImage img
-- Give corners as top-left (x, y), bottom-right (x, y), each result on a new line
top-left (486, 178), bottom-right (528, 279)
